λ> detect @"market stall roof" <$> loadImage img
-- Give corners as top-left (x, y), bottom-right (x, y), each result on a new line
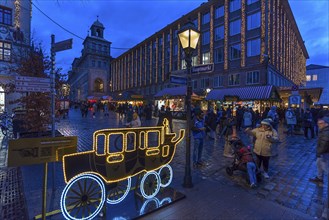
top-left (206, 85), bottom-right (280, 101)
top-left (154, 86), bottom-right (198, 99)
top-left (278, 86), bottom-right (323, 103)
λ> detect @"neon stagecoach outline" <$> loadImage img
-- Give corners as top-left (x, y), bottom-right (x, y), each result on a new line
top-left (60, 119), bottom-right (185, 220)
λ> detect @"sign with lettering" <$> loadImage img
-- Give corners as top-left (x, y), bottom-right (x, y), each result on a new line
top-left (192, 63), bottom-right (214, 74)
top-left (15, 76), bottom-right (51, 92)
top-left (8, 136), bottom-right (77, 166)
top-left (52, 39), bottom-right (73, 52)
top-left (170, 75), bottom-right (187, 85)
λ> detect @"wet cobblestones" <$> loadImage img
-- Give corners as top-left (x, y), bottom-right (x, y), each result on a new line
top-left (0, 109), bottom-right (327, 219)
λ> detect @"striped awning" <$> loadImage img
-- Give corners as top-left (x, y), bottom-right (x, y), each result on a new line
top-left (154, 86), bottom-right (198, 98)
top-left (206, 85), bottom-right (280, 101)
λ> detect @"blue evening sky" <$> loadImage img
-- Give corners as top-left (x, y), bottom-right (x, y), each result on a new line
top-left (31, 0), bottom-right (329, 73)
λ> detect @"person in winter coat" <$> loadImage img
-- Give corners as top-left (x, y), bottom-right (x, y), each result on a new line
top-left (126, 112), bottom-right (141, 128)
top-left (191, 109), bottom-right (206, 167)
top-left (243, 108), bottom-right (253, 128)
top-left (221, 113), bottom-right (236, 158)
top-left (245, 119), bottom-right (279, 179)
top-left (303, 108), bottom-right (315, 139)
top-left (157, 105), bottom-right (166, 126)
top-left (165, 106), bottom-right (173, 132)
top-left (267, 106), bottom-right (279, 131)
top-left (309, 116), bottom-right (329, 185)
top-left (285, 108), bottom-right (297, 136)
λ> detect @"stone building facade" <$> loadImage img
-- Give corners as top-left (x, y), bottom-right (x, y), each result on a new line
top-left (110, 0), bottom-right (308, 98)
top-left (68, 19), bottom-right (112, 102)
top-left (0, 1), bottom-right (32, 112)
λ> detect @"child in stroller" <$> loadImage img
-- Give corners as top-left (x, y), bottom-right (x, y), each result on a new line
top-left (225, 137), bottom-right (262, 188)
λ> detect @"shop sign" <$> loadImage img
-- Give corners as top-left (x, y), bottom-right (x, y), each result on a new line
top-left (289, 95), bottom-right (301, 105)
top-left (224, 95), bottom-right (239, 102)
top-left (8, 136), bottom-right (77, 166)
top-left (170, 75), bottom-right (187, 85)
top-left (192, 63), bottom-right (214, 74)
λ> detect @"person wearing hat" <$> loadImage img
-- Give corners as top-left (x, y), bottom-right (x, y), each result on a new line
top-left (309, 116), bottom-right (329, 185)
top-left (245, 118), bottom-right (279, 179)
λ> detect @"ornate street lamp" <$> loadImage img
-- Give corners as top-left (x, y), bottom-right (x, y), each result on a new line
top-left (178, 20), bottom-right (200, 188)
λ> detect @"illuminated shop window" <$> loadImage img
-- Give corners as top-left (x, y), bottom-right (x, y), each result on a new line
top-left (312, 74), bottom-right (318, 81)
top-left (306, 75), bottom-right (311, 81)
top-left (192, 56), bottom-right (198, 66)
top-left (247, 12), bottom-right (261, 30)
top-left (230, 0), bottom-right (241, 12)
top-left (247, 38), bottom-right (260, 57)
top-left (0, 6), bottom-right (12, 25)
top-left (0, 41), bottom-right (11, 61)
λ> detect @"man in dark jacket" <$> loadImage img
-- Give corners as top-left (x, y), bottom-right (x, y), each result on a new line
top-left (309, 116), bottom-right (329, 185)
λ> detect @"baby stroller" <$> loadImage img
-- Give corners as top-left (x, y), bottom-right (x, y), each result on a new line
top-left (225, 137), bottom-right (262, 184)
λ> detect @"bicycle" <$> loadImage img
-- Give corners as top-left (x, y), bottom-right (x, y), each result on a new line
top-left (0, 112), bottom-right (14, 137)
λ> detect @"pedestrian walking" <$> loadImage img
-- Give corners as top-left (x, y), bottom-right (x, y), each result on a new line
top-left (92, 102), bottom-right (97, 118)
top-left (303, 108), bottom-right (315, 139)
top-left (285, 108), bottom-right (297, 136)
top-left (191, 109), bottom-right (206, 168)
top-left (157, 105), bottom-right (166, 126)
top-left (309, 116), bottom-right (329, 185)
top-left (245, 119), bottom-right (279, 179)
top-left (267, 106), bottom-right (279, 131)
top-left (165, 106), bottom-right (173, 132)
top-left (243, 108), bottom-right (253, 128)
top-left (104, 103), bottom-right (109, 117)
top-left (222, 113), bottom-right (236, 158)
top-left (205, 108), bottom-right (217, 139)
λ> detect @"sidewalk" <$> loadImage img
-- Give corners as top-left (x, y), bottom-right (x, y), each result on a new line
top-left (0, 109), bottom-right (327, 219)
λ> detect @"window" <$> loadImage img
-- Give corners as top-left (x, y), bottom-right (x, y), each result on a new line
top-left (193, 18), bottom-right (198, 28)
top-left (192, 80), bottom-right (198, 90)
top-left (230, 0), bottom-right (241, 12)
top-left (306, 75), bottom-right (311, 81)
top-left (0, 41), bottom-right (11, 61)
top-left (246, 71), bottom-right (260, 84)
top-left (166, 33), bottom-right (171, 42)
top-left (202, 30), bottom-right (210, 45)
top-left (228, 74), bottom-right (240, 86)
top-left (192, 56), bottom-right (198, 66)
top-left (213, 75), bottom-right (223, 88)
top-left (247, 0), bottom-right (259, 5)
top-left (202, 12), bottom-right (210, 24)
top-left (201, 78), bottom-right (210, 89)
top-left (230, 19), bottom-right (241, 36)
top-left (247, 12), bottom-right (261, 30)
top-left (247, 38), bottom-right (260, 57)
top-left (173, 44), bottom-right (178, 56)
top-left (215, 6), bottom-right (224, 18)
top-left (214, 47), bottom-right (224, 63)
top-left (230, 43), bottom-right (241, 60)
top-left (214, 26), bottom-right (224, 41)
top-left (173, 29), bottom-right (178, 39)
top-left (181, 59), bottom-right (186, 69)
top-left (94, 78), bottom-right (104, 92)
top-left (202, 52), bottom-right (210, 64)
top-left (0, 6), bottom-right (12, 25)
top-left (312, 75), bottom-right (318, 81)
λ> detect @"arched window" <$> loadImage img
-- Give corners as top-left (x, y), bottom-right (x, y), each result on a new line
top-left (94, 78), bottom-right (104, 92)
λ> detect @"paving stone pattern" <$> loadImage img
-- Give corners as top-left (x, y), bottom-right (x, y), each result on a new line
top-left (0, 109), bottom-right (327, 219)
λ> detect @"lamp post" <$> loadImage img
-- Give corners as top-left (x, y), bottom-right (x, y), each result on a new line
top-left (178, 20), bottom-right (200, 188)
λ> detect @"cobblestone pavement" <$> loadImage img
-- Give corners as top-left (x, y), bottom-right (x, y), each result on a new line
top-left (0, 109), bottom-right (328, 219)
